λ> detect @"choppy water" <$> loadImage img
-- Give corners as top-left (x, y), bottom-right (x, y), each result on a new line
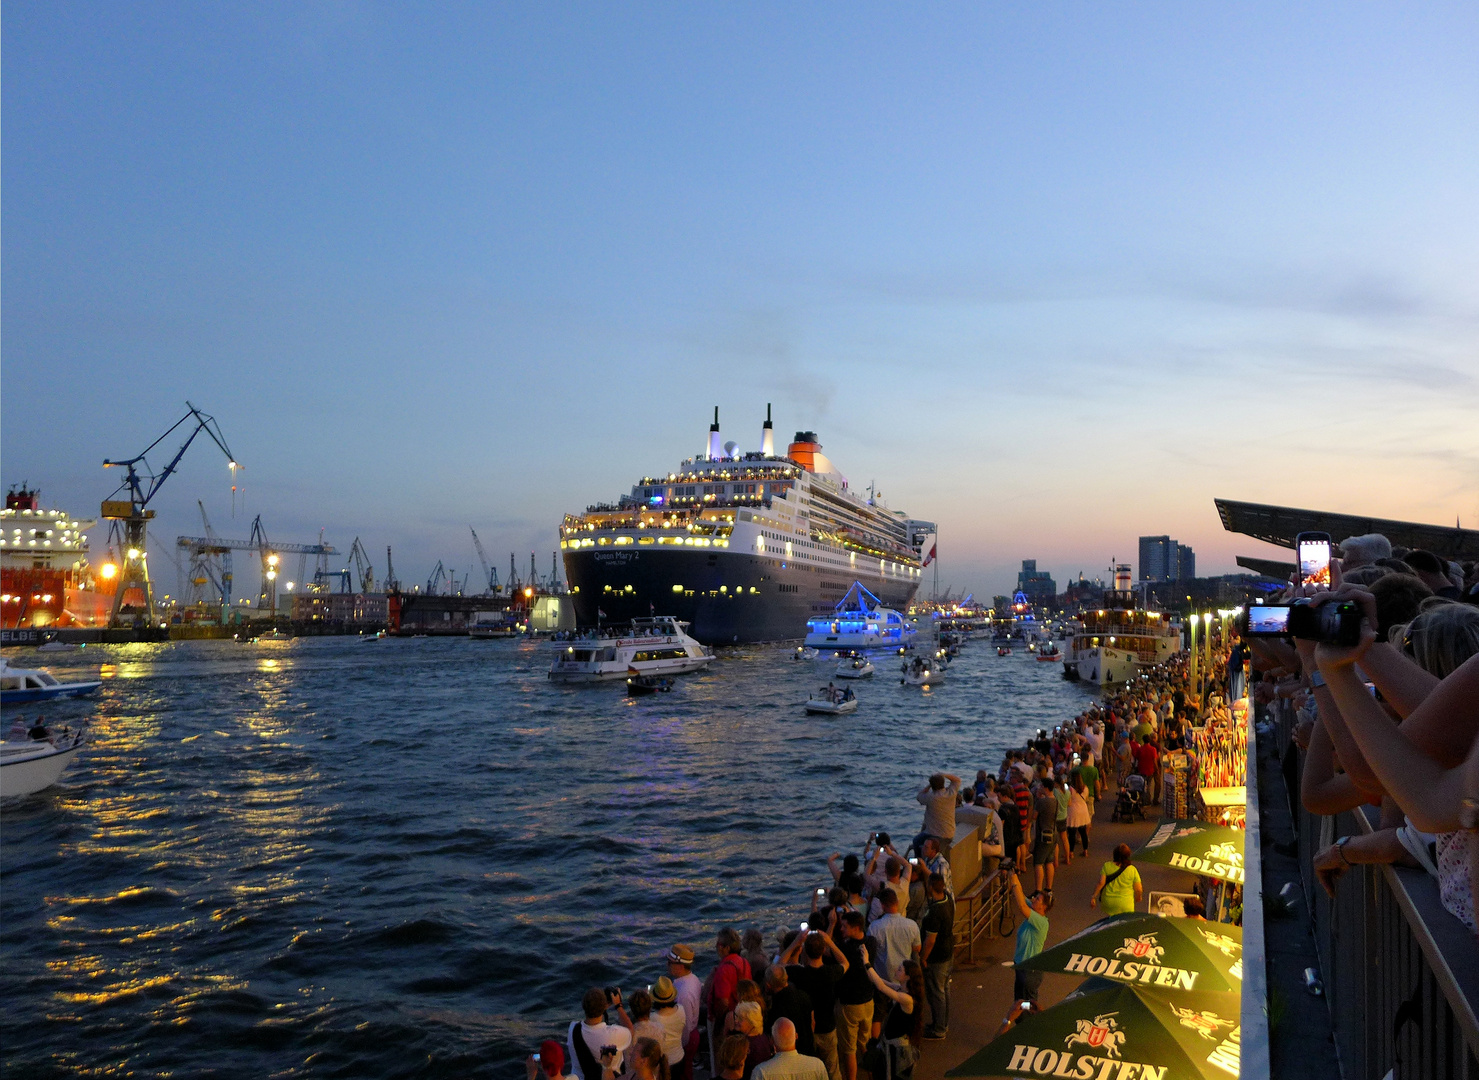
top-left (1, 635), bottom-right (1097, 1078)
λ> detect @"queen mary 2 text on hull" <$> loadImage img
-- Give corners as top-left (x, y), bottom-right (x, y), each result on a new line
top-left (559, 407), bottom-right (935, 644)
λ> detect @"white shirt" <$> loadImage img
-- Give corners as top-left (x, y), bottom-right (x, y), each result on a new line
top-left (673, 972), bottom-right (702, 1043)
top-left (655, 1005), bottom-right (687, 1064)
top-left (569, 1020), bottom-right (632, 1080)
top-left (752, 1050), bottom-right (829, 1080)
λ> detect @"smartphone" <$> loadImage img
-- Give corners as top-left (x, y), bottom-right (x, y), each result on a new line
top-left (1240, 604), bottom-right (1292, 636)
top-left (800, 921), bottom-right (809, 931)
top-left (533, 1055), bottom-right (541, 1064)
top-left (815, 887), bottom-right (826, 898)
top-left (1297, 532), bottom-right (1332, 587)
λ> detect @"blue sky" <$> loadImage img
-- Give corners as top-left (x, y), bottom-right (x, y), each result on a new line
top-left (5, 3), bottom-right (1477, 599)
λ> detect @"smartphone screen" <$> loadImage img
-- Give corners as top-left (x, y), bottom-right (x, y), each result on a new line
top-left (1297, 533), bottom-right (1332, 586)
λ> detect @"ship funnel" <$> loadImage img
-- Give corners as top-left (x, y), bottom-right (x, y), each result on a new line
top-left (707, 406), bottom-right (722, 461)
top-left (760, 403), bottom-right (774, 457)
top-left (1113, 563), bottom-right (1132, 591)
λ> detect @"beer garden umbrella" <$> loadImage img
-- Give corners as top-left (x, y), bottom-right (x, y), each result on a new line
top-left (945, 980), bottom-right (1242, 1079)
top-left (1135, 819), bottom-right (1246, 885)
top-left (1017, 911), bottom-right (1243, 994)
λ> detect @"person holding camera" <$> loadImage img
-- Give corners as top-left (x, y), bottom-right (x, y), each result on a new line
top-left (569, 987), bottom-right (633, 1080)
top-left (527, 1040), bottom-right (578, 1080)
top-left (1002, 865), bottom-right (1049, 1009)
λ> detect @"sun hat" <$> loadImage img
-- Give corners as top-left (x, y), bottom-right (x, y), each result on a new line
top-left (666, 943), bottom-right (695, 966)
top-left (652, 976), bottom-right (677, 1005)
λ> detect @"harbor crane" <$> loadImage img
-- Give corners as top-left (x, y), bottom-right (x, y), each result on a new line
top-left (348, 537), bottom-right (375, 593)
top-left (177, 515), bottom-right (336, 622)
top-left (470, 527), bottom-right (499, 594)
top-left (384, 546), bottom-right (399, 592)
top-left (426, 561), bottom-right (448, 595)
top-left (102, 402), bottom-right (238, 627)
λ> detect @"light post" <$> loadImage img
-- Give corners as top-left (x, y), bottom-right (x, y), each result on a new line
top-left (1188, 613), bottom-right (1200, 690)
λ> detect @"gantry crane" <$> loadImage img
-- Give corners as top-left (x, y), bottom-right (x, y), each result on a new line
top-left (348, 537), bottom-right (376, 593)
top-left (384, 546), bottom-right (399, 592)
top-left (177, 516), bottom-right (336, 622)
top-left (102, 402), bottom-right (238, 627)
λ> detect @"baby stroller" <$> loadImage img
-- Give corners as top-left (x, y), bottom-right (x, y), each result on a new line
top-left (1111, 774), bottom-right (1148, 822)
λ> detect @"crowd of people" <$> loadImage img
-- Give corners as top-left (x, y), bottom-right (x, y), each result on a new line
top-left (533, 631), bottom-right (1247, 1080)
top-left (1248, 534), bottom-right (1479, 936)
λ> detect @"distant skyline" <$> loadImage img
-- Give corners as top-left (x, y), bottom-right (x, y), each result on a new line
top-left (5, 4), bottom-right (1477, 600)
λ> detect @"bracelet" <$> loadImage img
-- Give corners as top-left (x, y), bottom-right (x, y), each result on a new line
top-left (1309, 671), bottom-right (1326, 689)
top-left (1336, 836), bottom-right (1351, 866)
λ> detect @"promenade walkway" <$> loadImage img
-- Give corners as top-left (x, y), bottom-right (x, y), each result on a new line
top-left (915, 792), bottom-right (1190, 1080)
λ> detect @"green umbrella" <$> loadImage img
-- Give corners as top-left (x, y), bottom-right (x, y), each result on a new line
top-left (1135, 819), bottom-right (1246, 884)
top-left (1018, 911), bottom-right (1244, 994)
top-left (946, 980), bottom-right (1242, 1079)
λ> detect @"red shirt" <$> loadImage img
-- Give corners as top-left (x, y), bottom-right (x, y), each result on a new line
top-left (1135, 742), bottom-right (1159, 776)
top-left (708, 952), bottom-right (751, 1018)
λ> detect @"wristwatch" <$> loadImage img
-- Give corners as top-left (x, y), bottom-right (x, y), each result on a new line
top-left (1336, 836), bottom-right (1351, 866)
top-left (1309, 671), bottom-right (1326, 689)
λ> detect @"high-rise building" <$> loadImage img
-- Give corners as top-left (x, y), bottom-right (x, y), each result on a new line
top-left (1016, 559), bottom-right (1057, 603)
top-left (1139, 535), bottom-right (1196, 582)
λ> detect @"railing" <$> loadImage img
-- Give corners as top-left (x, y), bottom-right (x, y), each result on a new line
top-left (955, 870), bottom-right (1014, 963)
top-left (1268, 699), bottom-right (1479, 1079)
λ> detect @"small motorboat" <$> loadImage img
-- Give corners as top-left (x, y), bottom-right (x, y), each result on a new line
top-left (256, 630), bottom-right (291, 642)
top-left (626, 673), bottom-right (674, 695)
top-left (805, 685), bottom-right (858, 714)
top-left (0, 660), bottom-right (101, 704)
top-left (36, 640), bottom-right (80, 654)
top-left (795, 646), bottom-right (821, 661)
top-left (997, 646), bottom-right (1012, 657)
top-left (900, 658), bottom-right (945, 686)
top-left (1, 726), bottom-right (87, 798)
top-left (361, 630), bottom-right (387, 642)
top-left (835, 658), bottom-right (874, 679)
top-left (1037, 643), bottom-right (1063, 662)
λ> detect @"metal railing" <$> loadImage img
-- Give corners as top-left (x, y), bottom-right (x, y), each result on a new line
top-left (1268, 699), bottom-right (1479, 1079)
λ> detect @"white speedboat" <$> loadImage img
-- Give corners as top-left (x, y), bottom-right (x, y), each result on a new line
top-left (804, 582), bottom-right (917, 651)
top-left (256, 629), bottom-right (291, 642)
top-left (900, 657), bottom-right (945, 686)
top-left (805, 685), bottom-right (858, 714)
top-left (835, 657), bottom-right (874, 679)
top-left (795, 646), bottom-right (821, 661)
top-left (0, 659), bottom-right (101, 704)
top-left (0, 728), bottom-right (86, 798)
top-left (36, 640), bottom-right (80, 653)
top-left (549, 617), bottom-right (715, 682)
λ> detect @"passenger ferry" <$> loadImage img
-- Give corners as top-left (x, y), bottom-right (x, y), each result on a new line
top-left (559, 407), bottom-right (934, 644)
top-left (803, 582), bottom-right (916, 652)
top-left (1064, 571), bottom-right (1181, 684)
top-left (547, 617), bottom-right (715, 682)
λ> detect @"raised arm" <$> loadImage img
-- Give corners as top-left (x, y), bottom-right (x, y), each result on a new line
top-left (1319, 634), bottom-right (1479, 833)
top-left (865, 965), bottom-right (914, 1009)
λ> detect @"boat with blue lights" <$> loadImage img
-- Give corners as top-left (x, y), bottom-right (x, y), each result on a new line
top-left (559, 407), bottom-right (934, 644)
top-left (804, 582), bottom-right (915, 651)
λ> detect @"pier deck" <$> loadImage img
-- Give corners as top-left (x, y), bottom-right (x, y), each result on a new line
top-left (913, 794), bottom-right (1192, 1080)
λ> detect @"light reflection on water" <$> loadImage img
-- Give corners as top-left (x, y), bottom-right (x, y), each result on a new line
top-left (2, 635), bottom-right (1099, 1077)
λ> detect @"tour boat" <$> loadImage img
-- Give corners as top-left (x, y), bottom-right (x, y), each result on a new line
top-left (805, 685), bottom-right (858, 714)
top-left (835, 657), bottom-right (875, 679)
top-left (1064, 569), bottom-right (1181, 685)
top-left (804, 582), bottom-right (917, 651)
top-left (0, 659), bottom-right (101, 704)
top-left (548, 617), bottom-right (715, 682)
top-left (0, 728), bottom-right (86, 798)
top-left (469, 616), bottom-right (517, 639)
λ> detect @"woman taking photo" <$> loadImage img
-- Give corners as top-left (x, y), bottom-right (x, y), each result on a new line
top-left (1090, 843), bottom-right (1143, 915)
top-left (865, 958), bottom-right (924, 1080)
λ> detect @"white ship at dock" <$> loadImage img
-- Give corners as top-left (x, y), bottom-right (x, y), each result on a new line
top-left (560, 407), bottom-right (935, 644)
top-left (1063, 566), bottom-right (1181, 684)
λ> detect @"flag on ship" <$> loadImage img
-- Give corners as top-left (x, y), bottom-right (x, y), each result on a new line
top-left (922, 541), bottom-right (936, 566)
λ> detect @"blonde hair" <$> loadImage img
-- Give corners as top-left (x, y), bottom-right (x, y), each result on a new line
top-left (734, 1001), bottom-right (763, 1035)
top-left (1393, 599), bottom-right (1479, 678)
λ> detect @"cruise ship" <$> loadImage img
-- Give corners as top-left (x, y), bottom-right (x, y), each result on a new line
top-left (560, 408), bottom-right (935, 644)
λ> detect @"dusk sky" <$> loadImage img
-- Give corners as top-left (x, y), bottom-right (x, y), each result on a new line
top-left (4, 3), bottom-right (1477, 599)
